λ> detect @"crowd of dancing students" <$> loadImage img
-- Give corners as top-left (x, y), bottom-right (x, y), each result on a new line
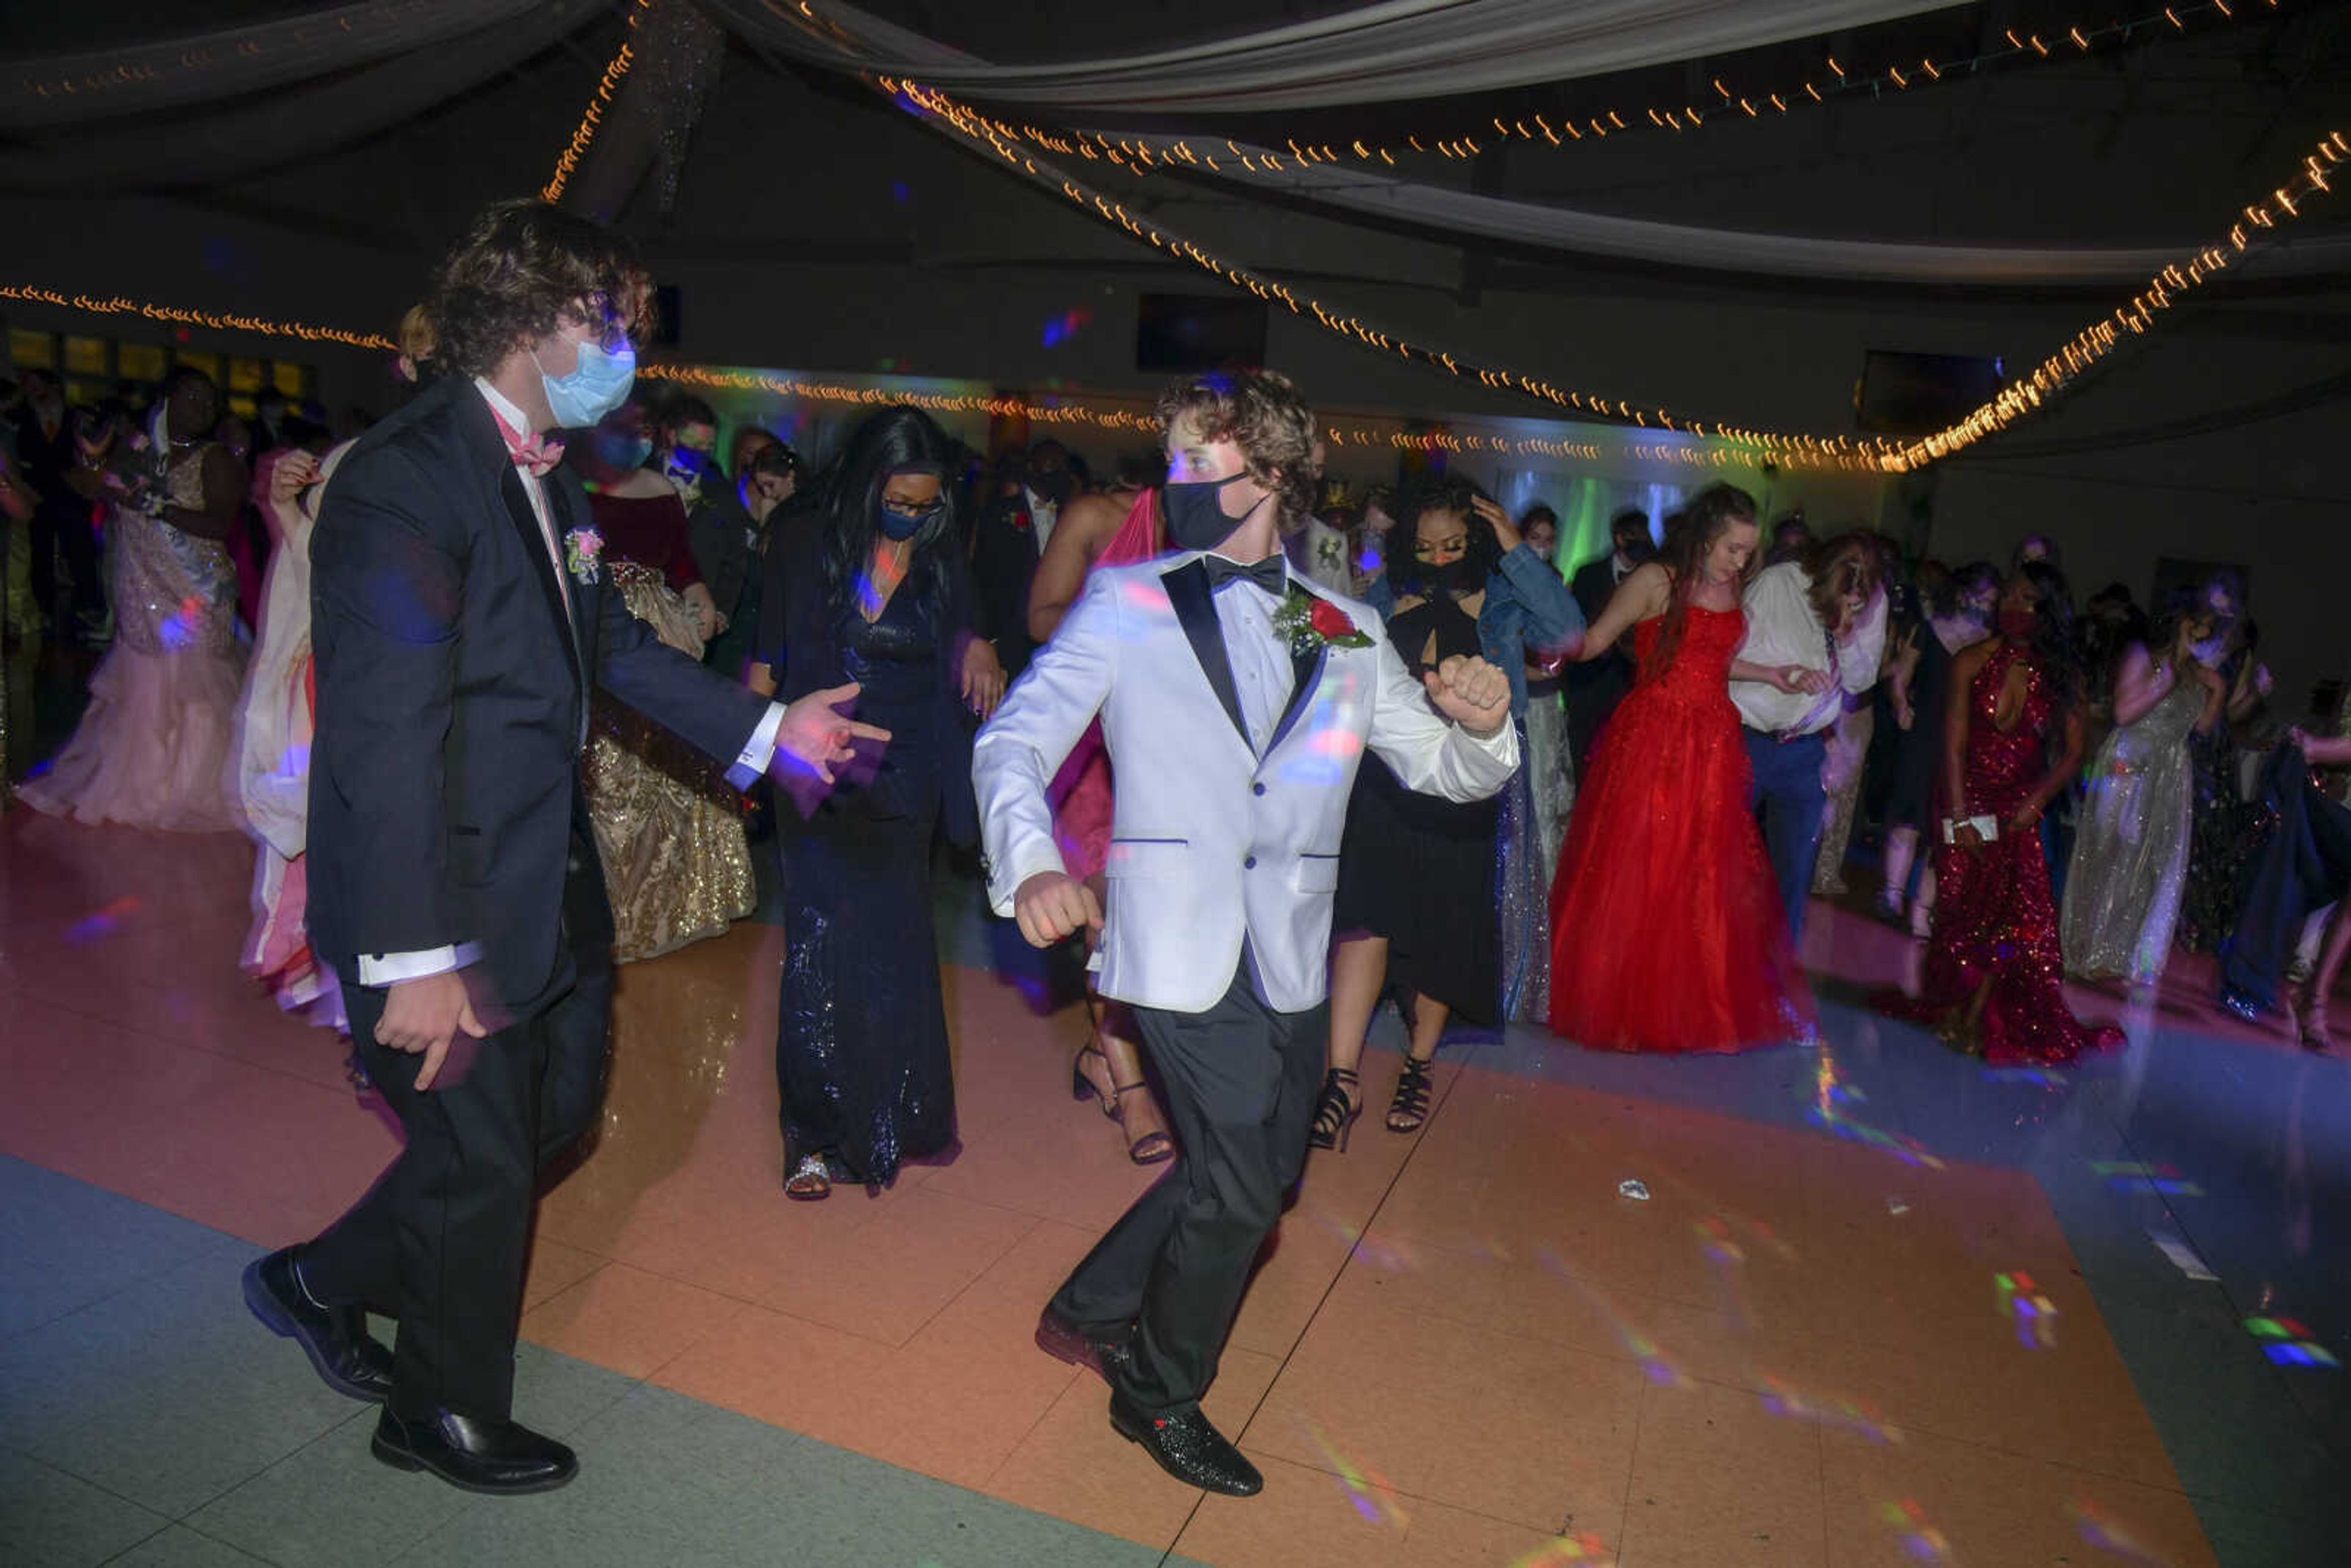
top-left (4, 209), bottom-right (2345, 1496)
top-left (7, 347), bottom-right (2347, 1135)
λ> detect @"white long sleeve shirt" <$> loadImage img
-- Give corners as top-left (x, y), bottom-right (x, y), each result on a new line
top-left (1728, 561), bottom-right (1887, 737)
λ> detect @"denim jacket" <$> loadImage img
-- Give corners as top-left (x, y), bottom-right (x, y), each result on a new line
top-left (1364, 545), bottom-right (1584, 718)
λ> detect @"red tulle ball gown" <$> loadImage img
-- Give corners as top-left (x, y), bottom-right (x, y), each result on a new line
top-left (1880, 640), bottom-right (2123, 1063)
top-left (1547, 606), bottom-right (1815, 1052)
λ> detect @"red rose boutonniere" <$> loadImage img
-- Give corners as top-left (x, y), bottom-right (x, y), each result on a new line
top-left (1272, 585), bottom-right (1374, 657)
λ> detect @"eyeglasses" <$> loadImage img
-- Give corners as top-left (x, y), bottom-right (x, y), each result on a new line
top-left (880, 496), bottom-right (948, 521)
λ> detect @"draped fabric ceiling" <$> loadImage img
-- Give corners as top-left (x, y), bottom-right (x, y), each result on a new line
top-left (704, 0), bottom-right (2349, 287)
top-left (4, 0), bottom-right (2336, 287)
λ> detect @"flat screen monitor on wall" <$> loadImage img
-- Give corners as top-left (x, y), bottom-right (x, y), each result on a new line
top-left (1137, 293), bottom-right (1269, 373)
top-left (1854, 350), bottom-right (2005, 435)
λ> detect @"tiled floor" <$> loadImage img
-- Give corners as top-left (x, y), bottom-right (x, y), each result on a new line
top-left (2, 808), bottom-right (2344, 1566)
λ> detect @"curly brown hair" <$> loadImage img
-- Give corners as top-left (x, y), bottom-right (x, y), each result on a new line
top-left (429, 199), bottom-right (654, 381)
top-left (1153, 369), bottom-right (1318, 526)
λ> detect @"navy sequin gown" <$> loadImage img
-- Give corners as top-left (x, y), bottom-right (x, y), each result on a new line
top-left (759, 531), bottom-right (973, 1187)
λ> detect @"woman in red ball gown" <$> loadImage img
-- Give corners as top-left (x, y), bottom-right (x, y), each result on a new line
top-left (1880, 564), bottom-right (2123, 1063)
top-left (1547, 484), bottom-right (1819, 1053)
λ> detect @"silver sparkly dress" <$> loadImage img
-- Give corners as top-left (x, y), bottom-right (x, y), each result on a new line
top-left (2060, 676), bottom-right (2203, 983)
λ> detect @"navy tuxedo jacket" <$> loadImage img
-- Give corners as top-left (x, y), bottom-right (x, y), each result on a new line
top-left (306, 377), bottom-right (770, 1013)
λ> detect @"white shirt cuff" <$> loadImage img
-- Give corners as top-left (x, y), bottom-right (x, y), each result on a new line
top-left (724, 702), bottom-right (787, 791)
top-left (356, 943), bottom-right (482, 987)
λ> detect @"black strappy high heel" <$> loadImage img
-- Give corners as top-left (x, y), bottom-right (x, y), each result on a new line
top-left (1386, 1053), bottom-right (1435, 1134)
top-left (1307, 1067), bottom-right (1362, 1152)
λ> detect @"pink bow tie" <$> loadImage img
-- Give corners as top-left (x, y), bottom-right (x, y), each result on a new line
top-left (489, 409), bottom-right (564, 478)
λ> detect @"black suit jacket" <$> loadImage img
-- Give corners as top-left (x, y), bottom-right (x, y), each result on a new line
top-left (686, 484), bottom-right (755, 622)
top-left (307, 377), bottom-right (771, 1013)
top-left (6, 405), bottom-right (78, 504)
top-left (970, 490), bottom-right (1045, 677)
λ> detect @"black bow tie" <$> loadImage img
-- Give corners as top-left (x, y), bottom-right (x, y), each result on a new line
top-left (1204, 553), bottom-right (1288, 596)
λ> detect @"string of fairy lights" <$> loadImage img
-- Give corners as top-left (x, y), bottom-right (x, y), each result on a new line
top-left (540, 0), bottom-right (651, 204)
top-left (0, 283), bottom-right (395, 351)
top-left (4, 119), bottom-right (2339, 475)
top-left (929, 0), bottom-right (2276, 180)
top-left (883, 66), bottom-right (2345, 475)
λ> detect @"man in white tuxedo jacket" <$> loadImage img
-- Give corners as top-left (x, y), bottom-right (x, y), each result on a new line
top-left (973, 371), bottom-right (1518, 1496)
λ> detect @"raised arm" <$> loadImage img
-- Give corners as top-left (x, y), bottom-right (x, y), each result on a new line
top-left (1027, 492), bottom-right (1125, 645)
top-left (1572, 560), bottom-right (1670, 662)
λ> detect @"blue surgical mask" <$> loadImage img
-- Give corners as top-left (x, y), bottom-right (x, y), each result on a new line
top-left (594, 431), bottom-right (653, 471)
top-left (536, 337), bottom-right (637, 430)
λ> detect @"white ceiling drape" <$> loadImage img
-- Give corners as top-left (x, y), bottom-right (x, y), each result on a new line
top-left (706, 0), bottom-right (1969, 113)
top-left (0, 0), bottom-right (546, 129)
top-left (1101, 131), bottom-right (2351, 285)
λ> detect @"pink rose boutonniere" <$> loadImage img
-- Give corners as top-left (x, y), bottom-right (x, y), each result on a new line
top-left (564, 525), bottom-right (604, 586)
top-left (1270, 585), bottom-right (1373, 657)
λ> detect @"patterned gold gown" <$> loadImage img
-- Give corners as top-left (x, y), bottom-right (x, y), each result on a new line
top-left (582, 560), bottom-right (754, 962)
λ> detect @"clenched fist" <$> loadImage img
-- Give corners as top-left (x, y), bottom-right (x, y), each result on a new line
top-left (1014, 871), bottom-right (1102, 950)
top-left (1425, 653), bottom-right (1510, 737)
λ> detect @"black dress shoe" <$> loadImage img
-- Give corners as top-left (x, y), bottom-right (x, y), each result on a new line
top-left (1108, 1392), bottom-right (1262, 1496)
top-left (370, 1406), bottom-right (577, 1495)
top-left (242, 1248), bottom-right (393, 1402)
top-left (1034, 1308), bottom-right (1138, 1387)
top-left (2218, 986), bottom-right (2263, 1025)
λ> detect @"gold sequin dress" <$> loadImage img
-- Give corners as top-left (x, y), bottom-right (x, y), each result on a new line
top-left (581, 558), bottom-right (754, 962)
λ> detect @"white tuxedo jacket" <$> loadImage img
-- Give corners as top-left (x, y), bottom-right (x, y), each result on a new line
top-left (973, 552), bottom-right (1518, 1015)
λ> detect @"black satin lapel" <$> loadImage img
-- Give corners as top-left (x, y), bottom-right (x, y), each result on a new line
top-left (500, 467), bottom-right (583, 696)
top-left (547, 480), bottom-right (593, 663)
top-left (1267, 636), bottom-right (1325, 757)
top-left (1164, 558), bottom-right (1251, 749)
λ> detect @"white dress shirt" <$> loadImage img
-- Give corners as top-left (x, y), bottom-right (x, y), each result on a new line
top-left (1728, 561), bottom-right (1888, 737)
top-left (356, 381), bottom-right (784, 988)
top-left (1207, 553), bottom-right (1299, 751)
top-left (1024, 486), bottom-right (1060, 552)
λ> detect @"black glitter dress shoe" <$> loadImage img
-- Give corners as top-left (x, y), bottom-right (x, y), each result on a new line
top-left (242, 1248), bottom-right (393, 1402)
top-left (1108, 1392), bottom-right (1262, 1496)
top-left (2217, 985), bottom-right (2263, 1026)
top-left (1035, 1308), bottom-right (1138, 1387)
top-left (370, 1406), bottom-right (577, 1495)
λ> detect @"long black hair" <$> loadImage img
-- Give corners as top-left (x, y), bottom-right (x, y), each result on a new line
top-left (2010, 560), bottom-right (2082, 719)
top-left (1385, 476), bottom-right (1502, 601)
top-left (815, 405), bottom-right (962, 625)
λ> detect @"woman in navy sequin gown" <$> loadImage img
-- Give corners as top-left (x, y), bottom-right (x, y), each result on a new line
top-left (749, 407), bottom-right (1005, 1198)
top-left (1879, 565), bottom-right (2122, 1063)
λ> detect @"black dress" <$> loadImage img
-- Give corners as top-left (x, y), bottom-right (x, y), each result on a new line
top-left (1332, 593), bottom-right (1500, 1023)
top-left (1884, 622), bottom-right (1959, 833)
top-left (757, 530), bottom-right (975, 1187)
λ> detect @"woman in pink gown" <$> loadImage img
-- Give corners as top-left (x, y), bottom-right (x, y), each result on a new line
top-left (1030, 486), bottom-right (1175, 1162)
top-left (21, 371), bottom-right (248, 832)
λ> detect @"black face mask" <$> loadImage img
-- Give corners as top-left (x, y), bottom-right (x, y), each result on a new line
top-left (1162, 471), bottom-right (1262, 553)
top-left (1422, 557), bottom-right (1479, 596)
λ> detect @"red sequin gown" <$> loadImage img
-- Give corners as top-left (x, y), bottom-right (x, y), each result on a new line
top-left (1547, 606), bottom-right (1815, 1052)
top-left (1048, 490), bottom-right (1163, 880)
top-left (1881, 640), bottom-right (2123, 1063)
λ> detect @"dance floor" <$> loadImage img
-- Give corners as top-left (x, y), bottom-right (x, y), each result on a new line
top-left (2, 810), bottom-right (2344, 1567)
